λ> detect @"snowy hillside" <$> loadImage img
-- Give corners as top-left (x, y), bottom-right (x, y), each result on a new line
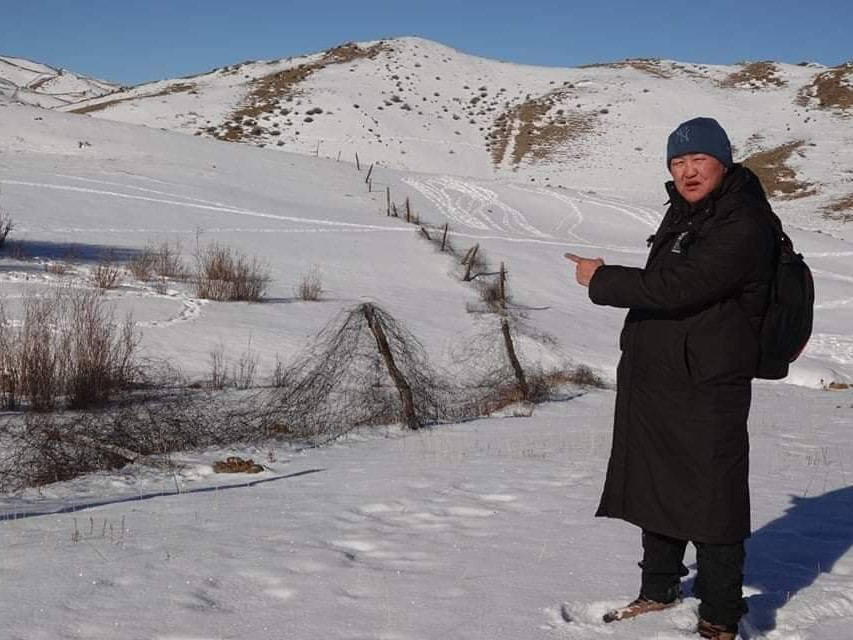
top-left (0, 41), bottom-right (852, 640)
top-left (3, 101), bottom-right (851, 387)
top-left (0, 55), bottom-right (119, 108)
top-left (59, 38), bottom-right (853, 237)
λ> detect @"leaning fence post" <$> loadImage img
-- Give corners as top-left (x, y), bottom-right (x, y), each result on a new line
top-left (362, 304), bottom-right (420, 430)
top-left (463, 244), bottom-right (480, 281)
top-left (441, 223), bottom-right (449, 252)
top-left (356, 153), bottom-right (361, 171)
top-left (501, 318), bottom-right (530, 402)
top-left (499, 262), bottom-right (507, 309)
top-left (365, 163), bottom-right (373, 184)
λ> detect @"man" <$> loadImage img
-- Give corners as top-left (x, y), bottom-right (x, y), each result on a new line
top-left (565, 117), bottom-right (776, 640)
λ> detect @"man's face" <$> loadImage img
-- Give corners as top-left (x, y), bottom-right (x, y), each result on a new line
top-left (669, 153), bottom-right (726, 204)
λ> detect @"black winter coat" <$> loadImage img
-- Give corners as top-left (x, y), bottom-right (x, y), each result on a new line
top-left (588, 165), bottom-right (776, 543)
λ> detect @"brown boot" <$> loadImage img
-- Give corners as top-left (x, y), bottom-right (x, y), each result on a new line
top-left (603, 594), bottom-right (682, 623)
top-left (697, 618), bottom-right (738, 639)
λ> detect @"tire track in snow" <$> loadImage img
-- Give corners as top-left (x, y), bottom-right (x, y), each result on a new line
top-left (0, 179), bottom-right (410, 234)
top-left (505, 184), bottom-right (588, 242)
top-left (53, 173), bottom-right (244, 210)
top-left (404, 176), bottom-right (551, 238)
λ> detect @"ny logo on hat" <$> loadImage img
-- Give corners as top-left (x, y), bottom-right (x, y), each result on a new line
top-left (675, 126), bottom-right (691, 143)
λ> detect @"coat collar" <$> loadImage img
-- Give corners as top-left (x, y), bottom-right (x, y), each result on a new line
top-left (664, 164), bottom-right (769, 214)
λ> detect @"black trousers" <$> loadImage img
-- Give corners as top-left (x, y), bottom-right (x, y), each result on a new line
top-left (640, 529), bottom-right (747, 626)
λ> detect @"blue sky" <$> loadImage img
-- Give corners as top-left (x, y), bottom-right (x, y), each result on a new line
top-left (2, 0), bottom-right (850, 85)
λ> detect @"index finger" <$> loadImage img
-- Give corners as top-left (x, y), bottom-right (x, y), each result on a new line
top-left (564, 252), bottom-right (583, 263)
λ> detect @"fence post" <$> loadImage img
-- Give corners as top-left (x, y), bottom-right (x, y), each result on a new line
top-left (386, 187), bottom-right (391, 216)
top-left (365, 163), bottom-right (373, 184)
top-left (463, 244), bottom-right (479, 281)
top-left (362, 304), bottom-right (420, 430)
top-left (501, 318), bottom-right (530, 402)
top-left (499, 262), bottom-right (507, 309)
top-left (441, 223), bottom-right (449, 252)
top-left (356, 153), bottom-right (361, 171)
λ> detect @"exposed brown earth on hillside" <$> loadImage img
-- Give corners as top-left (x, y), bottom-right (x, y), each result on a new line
top-left (796, 62), bottom-right (853, 112)
top-left (720, 62), bottom-right (785, 89)
top-left (28, 75), bottom-right (54, 91)
top-left (69, 82), bottom-right (198, 115)
top-left (581, 59), bottom-right (671, 79)
top-left (214, 42), bottom-right (391, 142)
top-left (823, 194), bottom-right (853, 222)
top-left (742, 140), bottom-right (817, 199)
top-left (488, 90), bottom-right (597, 167)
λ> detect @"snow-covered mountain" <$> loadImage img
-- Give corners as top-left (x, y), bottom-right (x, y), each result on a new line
top-left (57, 38), bottom-right (853, 232)
top-left (0, 55), bottom-right (120, 108)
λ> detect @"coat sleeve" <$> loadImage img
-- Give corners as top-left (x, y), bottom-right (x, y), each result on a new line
top-left (588, 210), bottom-right (770, 313)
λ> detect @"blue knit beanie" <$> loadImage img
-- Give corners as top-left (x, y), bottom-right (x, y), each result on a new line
top-left (666, 117), bottom-right (733, 169)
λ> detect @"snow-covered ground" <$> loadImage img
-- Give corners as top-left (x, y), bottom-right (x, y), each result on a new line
top-left (0, 43), bottom-right (852, 639)
top-left (0, 56), bottom-right (118, 108)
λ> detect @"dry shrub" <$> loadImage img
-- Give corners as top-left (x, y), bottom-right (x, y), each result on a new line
top-left (473, 364), bottom-right (605, 415)
top-left (476, 276), bottom-right (507, 311)
top-left (128, 240), bottom-right (188, 282)
top-left (92, 252), bottom-right (122, 289)
top-left (64, 290), bottom-right (137, 408)
top-left (152, 239), bottom-right (188, 279)
top-left (0, 287), bottom-right (139, 411)
top-left (265, 303), bottom-right (458, 441)
top-left (0, 189), bottom-right (12, 250)
top-left (0, 385), bottom-right (268, 491)
top-left (127, 250), bottom-right (155, 281)
top-left (194, 243), bottom-right (270, 302)
top-left (44, 246), bottom-right (78, 275)
top-left (294, 267), bottom-right (323, 301)
top-left (208, 343), bottom-right (227, 390)
top-left (207, 341), bottom-right (259, 390)
top-left (45, 261), bottom-right (71, 275)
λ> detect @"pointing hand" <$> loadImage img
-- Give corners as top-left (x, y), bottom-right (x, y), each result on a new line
top-left (565, 253), bottom-right (604, 287)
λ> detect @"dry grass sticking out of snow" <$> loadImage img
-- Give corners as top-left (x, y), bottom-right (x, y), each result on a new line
top-left (742, 140), bottom-right (818, 199)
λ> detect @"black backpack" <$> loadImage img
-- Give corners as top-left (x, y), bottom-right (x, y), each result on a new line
top-left (754, 207), bottom-right (814, 380)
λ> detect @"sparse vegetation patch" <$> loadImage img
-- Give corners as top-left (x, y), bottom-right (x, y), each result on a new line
top-left (721, 62), bottom-right (785, 89)
top-left (823, 193), bottom-right (853, 222)
top-left (194, 243), bottom-right (271, 302)
top-left (488, 88), bottom-right (597, 167)
top-left (581, 58), bottom-right (672, 79)
top-left (211, 42), bottom-right (391, 142)
top-left (69, 83), bottom-right (198, 115)
top-left (742, 140), bottom-right (817, 199)
top-left (796, 62), bottom-right (853, 112)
